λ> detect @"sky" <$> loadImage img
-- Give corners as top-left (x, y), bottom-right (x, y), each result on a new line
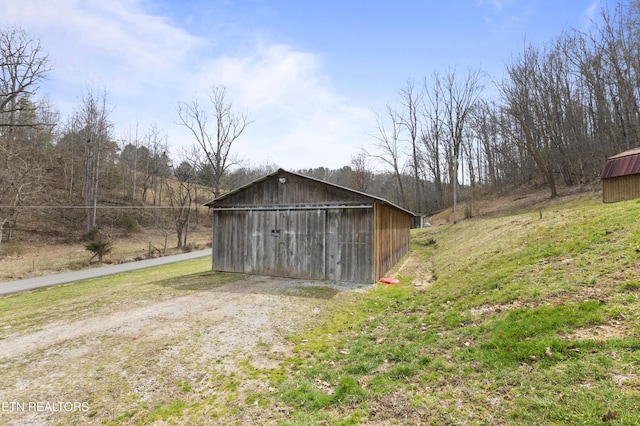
top-left (1, 0), bottom-right (606, 170)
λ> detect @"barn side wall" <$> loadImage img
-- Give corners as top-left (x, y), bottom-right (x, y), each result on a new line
top-left (373, 203), bottom-right (412, 281)
top-left (602, 175), bottom-right (640, 203)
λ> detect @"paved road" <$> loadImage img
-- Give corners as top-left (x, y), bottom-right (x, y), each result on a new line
top-left (0, 250), bottom-right (211, 296)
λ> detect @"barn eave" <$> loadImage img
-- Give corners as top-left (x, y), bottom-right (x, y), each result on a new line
top-left (204, 168), bottom-right (414, 217)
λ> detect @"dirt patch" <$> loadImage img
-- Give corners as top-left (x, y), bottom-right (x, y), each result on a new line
top-left (367, 390), bottom-right (426, 424)
top-left (567, 321), bottom-right (630, 340)
top-left (468, 301), bottom-right (525, 317)
top-left (0, 274), bottom-right (371, 425)
top-left (394, 255), bottom-right (433, 289)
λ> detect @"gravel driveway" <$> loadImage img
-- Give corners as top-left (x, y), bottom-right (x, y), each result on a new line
top-left (0, 273), bottom-right (371, 425)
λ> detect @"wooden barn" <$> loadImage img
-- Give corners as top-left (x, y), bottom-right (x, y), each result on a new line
top-left (601, 148), bottom-right (640, 203)
top-left (204, 169), bottom-right (415, 283)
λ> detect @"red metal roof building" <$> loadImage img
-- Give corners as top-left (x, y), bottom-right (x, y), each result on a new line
top-left (601, 148), bottom-right (640, 203)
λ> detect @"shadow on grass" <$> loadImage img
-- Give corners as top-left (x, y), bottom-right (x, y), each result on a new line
top-left (154, 271), bottom-right (372, 300)
top-left (154, 272), bottom-right (238, 292)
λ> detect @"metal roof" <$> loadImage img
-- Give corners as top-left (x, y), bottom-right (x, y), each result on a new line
top-left (600, 148), bottom-right (640, 179)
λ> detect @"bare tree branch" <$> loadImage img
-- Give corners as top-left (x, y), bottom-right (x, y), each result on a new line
top-left (368, 106), bottom-right (407, 206)
top-left (176, 86), bottom-right (252, 197)
top-left (442, 67), bottom-right (485, 222)
top-left (0, 27), bottom-right (50, 121)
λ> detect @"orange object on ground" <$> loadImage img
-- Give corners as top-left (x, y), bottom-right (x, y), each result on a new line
top-left (379, 277), bottom-right (400, 284)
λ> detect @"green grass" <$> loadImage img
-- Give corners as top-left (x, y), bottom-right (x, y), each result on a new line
top-left (268, 196), bottom-right (640, 424)
top-left (0, 258), bottom-right (229, 337)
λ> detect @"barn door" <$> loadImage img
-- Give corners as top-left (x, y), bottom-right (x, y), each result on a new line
top-left (325, 208), bottom-right (373, 283)
top-left (276, 210), bottom-right (326, 279)
top-left (246, 209), bottom-right (326, 279)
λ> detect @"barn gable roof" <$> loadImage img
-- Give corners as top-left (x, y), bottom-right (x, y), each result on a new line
top-left (204, 168), bottom-right (414, 216)
top-left (601, 147), bottom-right (640, 179)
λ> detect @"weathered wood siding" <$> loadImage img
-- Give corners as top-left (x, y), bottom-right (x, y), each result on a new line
top-left (373, 203), bottom-right (412, 281)
top-left (213, 209), bottom-right (326, 280)
top-left (212, 210), bottom-right (247, 274)
top-left (602, 175), bottom-right (640, 203)
top-left (325, 208), bottom-right (374, 283)
top-left (213, 207), bottom-right (374, 282)
top-left (214, 171), bottom-right (372, 207)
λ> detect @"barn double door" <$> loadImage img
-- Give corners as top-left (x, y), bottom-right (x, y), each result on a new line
top-left (212, 207), bottom-right (373, 282)
top-left (247, 209), bottom-right (326, 279)
top-left (212, 209), bottom-right (326, 279)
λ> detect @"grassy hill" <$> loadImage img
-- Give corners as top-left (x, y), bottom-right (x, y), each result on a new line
top-left (272, 194), bottom-right (640, 424)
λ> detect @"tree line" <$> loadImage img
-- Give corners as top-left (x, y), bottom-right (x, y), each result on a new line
top-left (365, 1), bottom-right (640, 220)
top-left (0, 24), bottom-right (255, 250)
top-left (1, 1), bottom-right (639, 250)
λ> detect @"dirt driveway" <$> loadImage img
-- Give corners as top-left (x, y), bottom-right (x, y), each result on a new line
top-left (0, 274), bottom-right (371, 425)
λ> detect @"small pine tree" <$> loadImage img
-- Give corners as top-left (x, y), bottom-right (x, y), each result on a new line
top-left (84, 228), bottom-right (113, 265)
top-left (85, 238), bottom-right (113, 264)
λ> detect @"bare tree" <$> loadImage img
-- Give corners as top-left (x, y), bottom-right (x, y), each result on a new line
top-left (349, 149), bottom-right (374, 192)
top-left (442, 67), bottom-right (485, 222)
top-left (398, 79), bottom-right (424, 212)
top-left (139, 124), bottom-right (170, 225)
top-left (471, 100), bottom-right (501, 191)
top-left (119, 122), bottom-right (143, 203)
top-left (166, 145), bottom-right (201, 249)
top-left (0, 135), bottom-right (44, 249)
top-left (595, 2), bottom-right (640, 152)
top-left (0, 27), bottom-right (51, 250)
top-left (499, 41), bottom-right (575, 198)
top-left (0, 27), bottom-right (50, 126)
top-left (66, 87), bottom-right (115, 233)
top-left (177, 86), bottom-right (251, 198)
top-left (369, 106), bottom-right (407, 207)
top-left (422, 72), bottom-right (447, 211)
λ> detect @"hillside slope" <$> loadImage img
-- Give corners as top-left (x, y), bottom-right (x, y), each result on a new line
top-left (274, 194), bottom-right (640, 424)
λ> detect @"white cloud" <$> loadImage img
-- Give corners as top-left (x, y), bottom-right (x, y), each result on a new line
top-left (581, 1), bottom-right (601, 28)
top-left (183, 43), bottom-right (374, 168)
top-left (2, 0), bottom-right (201, 82)
top-left (1, 0), bottom-right (372, 169)
top-left (184, 42), bottom-right (373, 169)
top-left (476, 0), bottom-right (513, 12)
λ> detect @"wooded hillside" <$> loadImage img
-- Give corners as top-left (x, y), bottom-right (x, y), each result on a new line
top-left (2, 1), bottom-right (640, 251)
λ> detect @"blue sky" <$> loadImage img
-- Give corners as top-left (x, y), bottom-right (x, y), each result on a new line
top-left (2, 0), bottom-right (604, 170)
